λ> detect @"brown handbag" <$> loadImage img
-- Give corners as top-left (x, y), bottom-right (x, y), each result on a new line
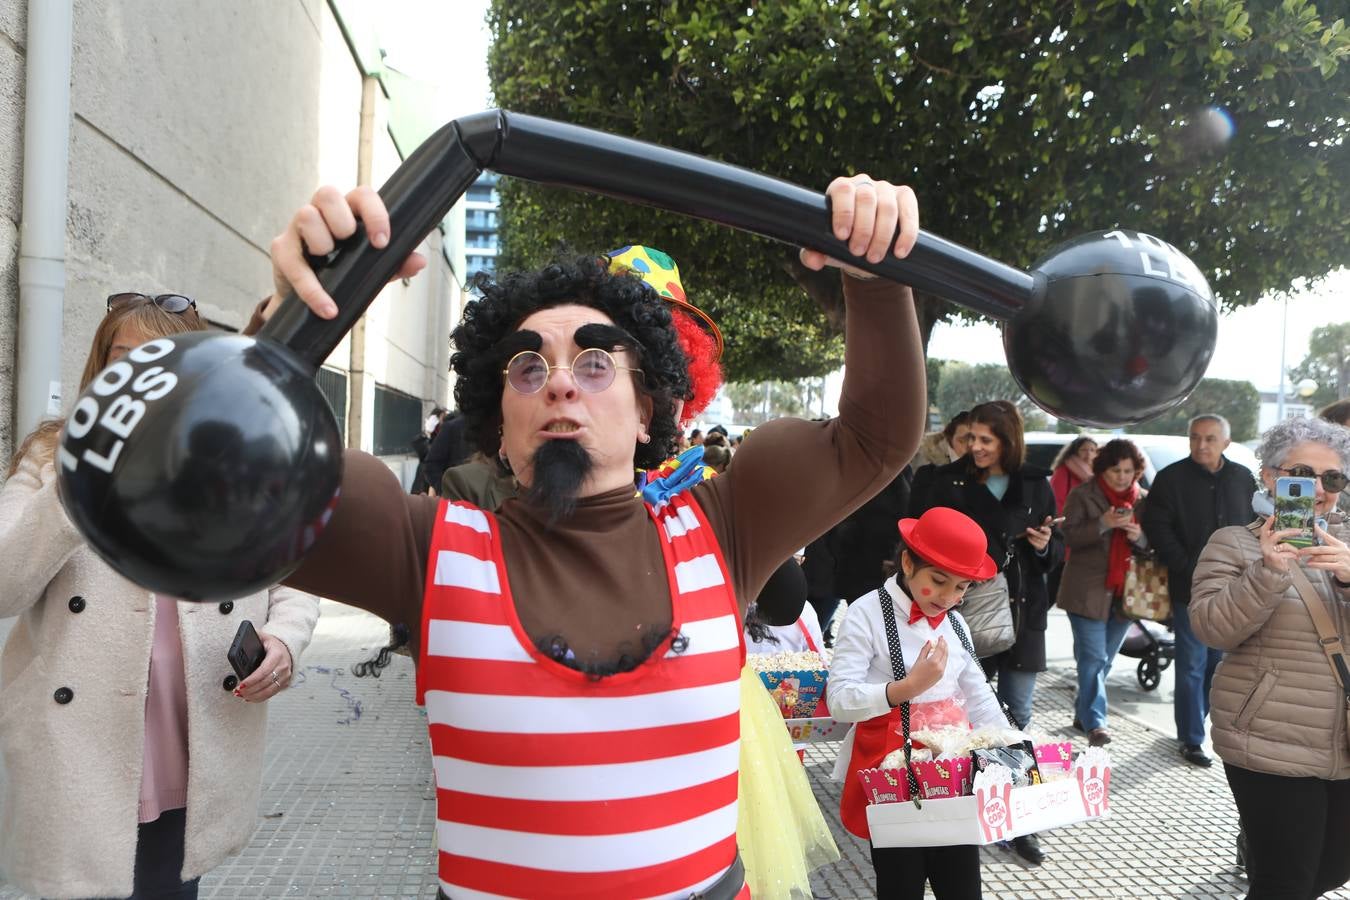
top-left (1121, 553), bottom-right (1171, 621)
top-left (1287, 566), bottom-right (1350, 742)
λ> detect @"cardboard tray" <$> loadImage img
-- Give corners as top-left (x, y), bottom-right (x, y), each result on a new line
top-left (865, 756), bottom-right (1111, 847)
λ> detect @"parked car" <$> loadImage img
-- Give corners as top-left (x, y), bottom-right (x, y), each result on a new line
top-left (1024, 431), bottom-right (1261, 490)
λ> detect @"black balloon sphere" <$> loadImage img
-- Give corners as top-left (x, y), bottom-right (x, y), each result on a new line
top-left (1003, 229), bottom-right (1218, 427)
top-left (57, 332), bottom-right (342, 601)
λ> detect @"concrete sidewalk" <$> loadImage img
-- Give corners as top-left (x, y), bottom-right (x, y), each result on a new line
top-left (1, 603), bottom-right (1347, 898)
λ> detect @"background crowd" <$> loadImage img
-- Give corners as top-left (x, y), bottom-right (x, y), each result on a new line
top-left (4, 295), bottom-right (1350, 898)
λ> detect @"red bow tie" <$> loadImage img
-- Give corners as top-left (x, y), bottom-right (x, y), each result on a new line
top-left (909, 603), bottom-right (946, 630)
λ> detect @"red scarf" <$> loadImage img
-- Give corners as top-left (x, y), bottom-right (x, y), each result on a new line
top-left (1097, 475), bottom-right (1140, 593)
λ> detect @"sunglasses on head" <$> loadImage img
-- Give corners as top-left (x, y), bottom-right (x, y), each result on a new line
top-left (1275, 465), bottom-right (1350, 494)
top-left (106, 292), bottom-right (197, 314)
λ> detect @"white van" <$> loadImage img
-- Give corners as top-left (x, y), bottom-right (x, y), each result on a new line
top-left (1023, 431), bottom-right (1261, 489)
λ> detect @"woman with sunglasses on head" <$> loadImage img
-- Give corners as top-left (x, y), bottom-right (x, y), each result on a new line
top-left (1190, 417), bottom-right (1350, 899)
top-left (0, 293), bottom-right (320, 900)
top-left (1049, 436), bottom-right (1098, 516)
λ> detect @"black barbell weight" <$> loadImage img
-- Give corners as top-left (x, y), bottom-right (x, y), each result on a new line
top-left (58, 110), bottom-right (1217, 600)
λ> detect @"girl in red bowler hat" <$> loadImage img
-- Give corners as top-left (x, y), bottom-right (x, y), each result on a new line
top-left (827, 507), bottom-right (1010, 899)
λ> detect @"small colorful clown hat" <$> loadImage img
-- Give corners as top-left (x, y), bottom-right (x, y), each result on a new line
top-left (605, 245), bottom-right (724, 360)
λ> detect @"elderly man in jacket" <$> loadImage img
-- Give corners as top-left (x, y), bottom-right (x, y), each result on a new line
top-left (1141, 414), bottom-right (1258, 766)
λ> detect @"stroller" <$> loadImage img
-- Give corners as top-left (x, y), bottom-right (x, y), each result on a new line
top-left (1117, 618), bottom-right (1175, 691)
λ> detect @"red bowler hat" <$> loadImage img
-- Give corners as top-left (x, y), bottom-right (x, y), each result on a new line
top-left (897, 507), bottom-right (997, 581)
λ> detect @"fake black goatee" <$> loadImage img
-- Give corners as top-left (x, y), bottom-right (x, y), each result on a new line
top-left (524, 438), bottom-right (595, 524)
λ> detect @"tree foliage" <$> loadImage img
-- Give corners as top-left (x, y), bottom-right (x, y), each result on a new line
top-left (1142, 376), bottom-right (1261, 440)
top-left (1289, 322), bottom-right (1350, 409)
top-left (488, 0), bottom-right (1350, 381)
top-left (725, 379), bottom-right (827, 424)
top-left (933, 360), bottom-right (1051, 430)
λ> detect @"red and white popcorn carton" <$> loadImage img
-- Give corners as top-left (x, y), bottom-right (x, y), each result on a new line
top-left (1075, 747), bottom-right (1112, 818)
top-left (865, 748), bottom-right (1112, 847)
top-left (857, 767), bottom-right (913, 805)
top-left (911, 756), bottom-right (972, 800)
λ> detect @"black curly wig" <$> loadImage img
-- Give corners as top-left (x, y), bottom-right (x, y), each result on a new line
top-left (451, 254), bottom-right (690, 471)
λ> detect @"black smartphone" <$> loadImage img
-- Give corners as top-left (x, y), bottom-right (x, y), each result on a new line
top-left (228, 620), bottom-right (267, 680)
top-left (1114, 506), bottom-right (1132, 516)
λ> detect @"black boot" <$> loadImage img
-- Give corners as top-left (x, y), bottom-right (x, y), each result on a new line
top-left (1012, 833), bottom-right (1044, 866)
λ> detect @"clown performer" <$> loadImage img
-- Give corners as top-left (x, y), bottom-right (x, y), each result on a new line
top-left (408, 244), bottom-right (840, 900)
top-left (259, 175), bottom-right (925, 899)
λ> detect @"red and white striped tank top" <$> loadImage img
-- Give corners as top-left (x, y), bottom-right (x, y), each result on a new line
top-left (417, 493), bottom-right (748, 899)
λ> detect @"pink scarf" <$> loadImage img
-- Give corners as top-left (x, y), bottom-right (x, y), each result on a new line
top-left (1064, 455), bottom-right (1094, 484)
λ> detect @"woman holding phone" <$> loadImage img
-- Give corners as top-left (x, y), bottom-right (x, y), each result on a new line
top-left (0, 293), bottom-right (320, 900)
top-left (1057, 439), bottom-right (1149, 747)
top-left (907, 400), bottom-right (1063, 866)
top-left (1190, 417), bottom-right (1350, 898)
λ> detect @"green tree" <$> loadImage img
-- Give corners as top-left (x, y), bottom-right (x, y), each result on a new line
top-left (1288, 322), bottom-right (1350, 410)
top-left (488, 0), bottom-right (1350, 383)
top-left (1140, 377), bottom-right (1260, 440)
top-left (934, 361), bottom-right (1050, 431)
top-left (725, 379), bottom-right (817, 425)
top-left (925, 357), bottom-right (944, 414)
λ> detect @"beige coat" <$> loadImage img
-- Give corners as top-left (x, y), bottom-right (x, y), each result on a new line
top-left (1056, 481), bottom-right (1147, 621)
top-left (0, 454), bottom-right (321, 899)
top-left (1190, 522), bottom-right (1350, 779)
top-left (909, 430), bottom-right (952, 471)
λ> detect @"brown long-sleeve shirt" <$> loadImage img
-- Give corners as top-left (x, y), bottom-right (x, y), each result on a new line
top-left (281, 276), bottom-right (925, 667)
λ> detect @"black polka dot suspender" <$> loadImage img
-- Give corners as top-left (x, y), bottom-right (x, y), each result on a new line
top-left (877, 583), bottom-right (924, 806)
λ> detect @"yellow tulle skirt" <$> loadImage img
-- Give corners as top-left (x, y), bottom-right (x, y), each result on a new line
top-left (738, 666), bottom-right (840, 899)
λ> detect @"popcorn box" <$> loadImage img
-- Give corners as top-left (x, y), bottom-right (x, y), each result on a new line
top-left (857, 767), bottom-right (913, 805)
top-left (1035, 741), bottom-right (1074, 775)
top-left (756, 669), bottom-right (828, 719)
top-left (783, 716), bottom-right (850, 744)
top-left (866, 749), bottom-right (1112, 847)
top-left (911, 756), bottom-right (973, 800)
top-left (856, 756), bottom-right (970, 805)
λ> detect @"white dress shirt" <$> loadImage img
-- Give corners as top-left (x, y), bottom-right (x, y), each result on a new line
top-left (745, 602), bottom-right (825, 655)
top-left (827, 575), bottom-right (1006, 779)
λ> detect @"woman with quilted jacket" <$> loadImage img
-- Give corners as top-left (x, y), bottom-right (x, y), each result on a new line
top-left (1191, 416), bottom-right (1350, 899)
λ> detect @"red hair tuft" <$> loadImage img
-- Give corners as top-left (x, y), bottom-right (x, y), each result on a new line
top-left (670, 309), bottom-right (722, 424)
